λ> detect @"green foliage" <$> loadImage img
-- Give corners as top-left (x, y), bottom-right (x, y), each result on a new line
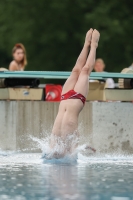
top-left (0, 0), bottom-right (133, 73)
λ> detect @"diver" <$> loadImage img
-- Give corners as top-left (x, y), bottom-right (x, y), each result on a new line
top-left (45, 29), bottom-right (100, 159)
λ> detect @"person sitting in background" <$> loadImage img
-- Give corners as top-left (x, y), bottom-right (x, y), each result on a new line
top-left (94, 58), bottom-right (115, 88)
top-left (0, 68), bottom-right (8, 71)
top-left (129, 63), bottom-right (133, 70)
top-left (9, 43), bottom-right (27, 71)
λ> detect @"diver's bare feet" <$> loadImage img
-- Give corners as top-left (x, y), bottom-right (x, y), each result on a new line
top-left (91, 29), bottom-right (100, 48)
top-left (84, 28), bottom-right (93, 47)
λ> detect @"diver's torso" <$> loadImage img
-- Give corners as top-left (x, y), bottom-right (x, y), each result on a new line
top-left (52, 99), bottom-right (84, 138)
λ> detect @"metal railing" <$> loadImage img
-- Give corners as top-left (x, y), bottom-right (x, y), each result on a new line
top-left (0, 71), bottom-right (133, 80)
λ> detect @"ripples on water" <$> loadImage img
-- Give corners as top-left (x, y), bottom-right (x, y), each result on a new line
top-left (0, 135), bottom-right (133, 200)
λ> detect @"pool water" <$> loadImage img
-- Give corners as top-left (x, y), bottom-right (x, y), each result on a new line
top-left (0, 152), bottom-right (133, 200)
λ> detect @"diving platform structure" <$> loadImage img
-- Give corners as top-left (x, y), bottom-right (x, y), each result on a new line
top-left (0, 69), bottom-right (133, 101)
top-left (0, 69), bottom-right (133, 153)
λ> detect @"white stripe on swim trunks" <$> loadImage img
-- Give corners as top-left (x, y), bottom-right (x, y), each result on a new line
top-left (68, 93), bottom-right (80, 99)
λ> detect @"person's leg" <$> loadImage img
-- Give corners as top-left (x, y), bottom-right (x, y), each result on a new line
top-left (61, 28), bottom-right (93, 95)
top-left (74, 29), bottom-right (100, 97)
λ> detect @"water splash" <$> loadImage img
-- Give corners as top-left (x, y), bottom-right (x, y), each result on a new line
top-left (0, 149), bottom-right (16, 157)
top-left (29, 133), bottom-right (96, 164)
top-left (28, 133), bottom-right (133, 165)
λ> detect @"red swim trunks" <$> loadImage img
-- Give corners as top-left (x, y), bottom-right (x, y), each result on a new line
top-left (61, 90), bottom-right (86, 105)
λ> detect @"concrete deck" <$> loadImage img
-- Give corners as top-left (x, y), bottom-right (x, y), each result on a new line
top-left (0, 101), bottom-right (133, 154)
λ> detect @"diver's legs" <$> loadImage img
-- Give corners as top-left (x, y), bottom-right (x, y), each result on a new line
top-left (61, 28), bottom-right (93, 94)
top-left (74, 29), bottom-right (100, 97)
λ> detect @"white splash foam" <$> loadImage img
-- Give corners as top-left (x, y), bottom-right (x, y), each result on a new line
top-left (26, 134), bottom-right (133, 165)
top-left (29, 134), bottom-right (96, 164)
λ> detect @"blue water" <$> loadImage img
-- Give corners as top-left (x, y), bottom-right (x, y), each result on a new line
top-left (0, 152), bottom-right (133, 200)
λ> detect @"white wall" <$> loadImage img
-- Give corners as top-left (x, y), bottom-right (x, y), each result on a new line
top-left (0, 101), bottom-right (133, 154)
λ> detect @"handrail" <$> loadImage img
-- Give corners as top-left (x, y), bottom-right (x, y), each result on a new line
top-left (0, 71), bottom-right (133, 79)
